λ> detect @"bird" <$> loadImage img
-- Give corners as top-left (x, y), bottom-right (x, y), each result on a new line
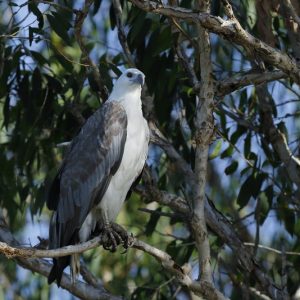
top-left (46, 68), bottom-right (149, 286)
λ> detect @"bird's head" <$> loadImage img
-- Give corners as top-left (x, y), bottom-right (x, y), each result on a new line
top-left (108, 68), bottom-right (145, 104)
top-left (114, 68), bottom-right (145, 90)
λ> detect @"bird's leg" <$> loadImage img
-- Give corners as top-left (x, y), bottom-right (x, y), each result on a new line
top-left (110, 223), bottom-right (134, 249)
top-left (98, 213), bottom-right (133, 252)
top-left (98, 211), bottom-right (122, 252)
top-left (101, 222), bottom-right (122, 252)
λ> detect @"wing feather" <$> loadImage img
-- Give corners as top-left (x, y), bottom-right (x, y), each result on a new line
top-left (47, 101), bottom-right (127, 249)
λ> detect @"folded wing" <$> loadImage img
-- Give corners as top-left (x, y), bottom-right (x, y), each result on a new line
top-left (47, 101), bottom-right (127, 285)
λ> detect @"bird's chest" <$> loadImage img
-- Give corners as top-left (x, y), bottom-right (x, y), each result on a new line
top-left (118, 116), bottom-right (148, 180)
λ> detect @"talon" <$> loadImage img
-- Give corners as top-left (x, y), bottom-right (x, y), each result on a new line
top-left (100, 222), bottom-right (128, 251)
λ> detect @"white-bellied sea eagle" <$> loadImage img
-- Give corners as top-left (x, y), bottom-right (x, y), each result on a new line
top-left (46, 68), bottom-right (149, 286)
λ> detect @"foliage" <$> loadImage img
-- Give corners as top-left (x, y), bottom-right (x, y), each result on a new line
top-left (0, 0), bottom-right (300, 299)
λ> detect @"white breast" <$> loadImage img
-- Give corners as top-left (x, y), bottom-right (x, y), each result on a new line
top-left (102, 112), bottom-right (149, 221)
top-left (79, 99), bottom-right (149, 242)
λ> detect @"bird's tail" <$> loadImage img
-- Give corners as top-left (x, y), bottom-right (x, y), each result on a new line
top-left (48, 256), bottom-right (70, 287)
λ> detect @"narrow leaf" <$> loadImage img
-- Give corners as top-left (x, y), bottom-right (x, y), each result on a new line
top-left (225, 161), bottom-right (238, 175)
top-left (47, 14), bottom-right (70, 43)
top-left (209, 139), bottom-right (222, 160)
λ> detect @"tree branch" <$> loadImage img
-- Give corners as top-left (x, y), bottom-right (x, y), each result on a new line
top-left (129, 0), bottom-right (300, 84)
top-left (74, 0), bottom-right (109, 101)
top-left (280, 0), bottom-right (300, 60)
top-left (216, 70), bottom-right (287, 97)
top-left (80, 263), bottom-right (105, 289)
top-left (281, 0), bottom-right (300, 27)
top-left (0, 216), bottom-right (121, 300)
top-left (137, 164), bottom-right (289, 299)
top-left (244, 242), bottom-right (300, 256)
top-left (112, 0), bottom-right (135, 66)
top-left (191, 0), bottom-right (214, 287)
top-left (256, 84), bottom-right (300, 188)
top-left (0, 217), bottom-right (228, 299)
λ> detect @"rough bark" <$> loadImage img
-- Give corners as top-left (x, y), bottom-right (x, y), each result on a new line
top-left (129, 0), bottom-right (300, 84)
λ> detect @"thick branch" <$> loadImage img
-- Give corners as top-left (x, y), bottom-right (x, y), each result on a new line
top-left (216, 70), bottom-right (287, 97)
top-left (0, 217), bottom-right (120, 300)
top-left (0, 237), bottom-right (103, 258)
top-left (0, 220), bottom-right (226, 299)
top-left (192, 0), bottom-right (214, 285)
top-left (129, 0), bottom-right (300, 84)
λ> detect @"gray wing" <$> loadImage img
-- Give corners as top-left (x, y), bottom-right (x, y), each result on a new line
top-left (47, 101), bottom-right (127, 249)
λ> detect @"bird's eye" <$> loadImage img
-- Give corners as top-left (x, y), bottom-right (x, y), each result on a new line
top-left (127, 72), bottom-right (133, 78)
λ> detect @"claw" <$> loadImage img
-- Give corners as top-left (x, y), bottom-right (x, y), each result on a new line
top-left (100, 222), bottom-right (130, 252)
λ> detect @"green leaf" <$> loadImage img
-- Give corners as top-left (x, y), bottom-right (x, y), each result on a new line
top-left (29, 26), bottom-right (34, 46)
top-left (31, 67), bottom-right (42, 107)
top-left (147, 26), bottom-right (172, 56)
top-left (109, 3), bottom-right (116, 30)
top-left (3, 94), bottom-right (10, 129)
top-left (8, 2), bottom-right (19, 6)
top-left (237, 173), bottom-right (266, 208)
top-left (47, 14), bottom-right (70, 43)
top-left (28, 27), bottom-right (42, 46)
top-left (145, 208), bottom-right (161, 236)
top-left (256, 192), bottom-right (270, 225)
top-left (107, 63), bottom-right (122, 76)
top-left (253, 173), bottom-right (267, 198)
top-left (230, 125), bottom-right (246, 145)
top-left (209, 139), bottom-right (222, 160)
top-left (284, 209), bottom-right (295, 236)
top-left (264, 185), bottom-right (274, 207)
top-left (237, 175), bottom-right (255, 209)
top-left (30, 50), bottom-right (48, 65)
top-left (221, 145), bottom-right (234, 159)
top-left (166, 239), bottom-right (194, 265)
top-left (238, 89), bottom-right (247, 111)
top-left (273, 16), bottom-right (280, 32)
top-left (244, 132), bottom-right (251, 158)
top-left (225, 161), bottom-right (238, 175)
top-left (93, 0), bottom-right (103, 15)
top-left (28, 2), bottom-right (44, 29)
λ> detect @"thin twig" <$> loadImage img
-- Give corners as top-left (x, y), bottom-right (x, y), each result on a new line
top-left (244, 242), bottom-right (300, 256)
top-left (74, 0), bottom-right (109, 101)
top-left (112, 0), bottom-right (135, 66)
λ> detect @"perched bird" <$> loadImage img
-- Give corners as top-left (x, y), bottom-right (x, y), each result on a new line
top-left (47, 68), bottom-right (149, 286)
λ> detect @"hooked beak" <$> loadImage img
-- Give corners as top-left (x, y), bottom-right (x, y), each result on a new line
top-left (131, 73), bottom-right (145, 86)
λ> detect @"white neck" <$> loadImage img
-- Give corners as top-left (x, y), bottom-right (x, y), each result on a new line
top-left (108, 86), bottom-right (143, 118)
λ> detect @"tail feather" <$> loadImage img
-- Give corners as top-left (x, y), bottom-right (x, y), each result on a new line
top-left (48, 257), bottom-right (70, 287)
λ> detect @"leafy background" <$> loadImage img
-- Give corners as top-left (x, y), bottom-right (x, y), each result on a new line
top-left (0, 0), bottom-right (300, 299)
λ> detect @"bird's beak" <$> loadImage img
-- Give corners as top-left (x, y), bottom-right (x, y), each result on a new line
top-left (132, 74), bottom-right (145, 86)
